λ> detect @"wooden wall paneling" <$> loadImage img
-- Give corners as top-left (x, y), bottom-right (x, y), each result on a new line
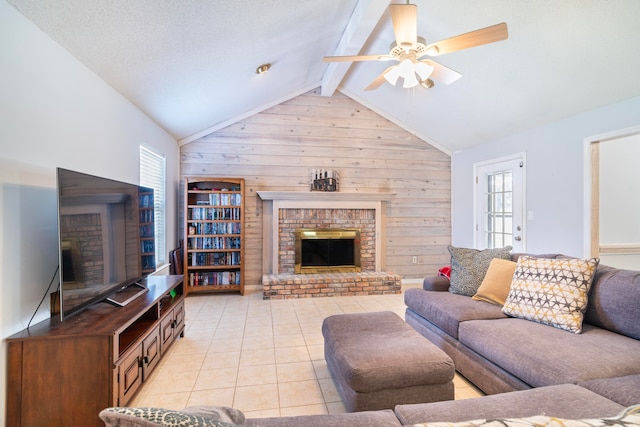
top-left (180, 89), bottom-right (451, 285)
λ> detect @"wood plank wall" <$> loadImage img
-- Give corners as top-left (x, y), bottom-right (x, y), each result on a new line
top-left (180, 88), bottom-right (451, 287)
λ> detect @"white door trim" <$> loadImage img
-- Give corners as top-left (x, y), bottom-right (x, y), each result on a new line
top-left (583, 124), bottom-right (640, 258)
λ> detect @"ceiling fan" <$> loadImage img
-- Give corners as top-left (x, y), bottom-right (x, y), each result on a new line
top-left (323, 2), bottom-right (508, 91)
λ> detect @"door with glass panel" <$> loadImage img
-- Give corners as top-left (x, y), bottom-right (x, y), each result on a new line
top-left (474, 155), bottom-right (525, 252)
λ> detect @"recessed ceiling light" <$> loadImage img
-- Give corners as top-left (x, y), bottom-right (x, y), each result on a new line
top-left (256, 63), bottom-right (271, 74)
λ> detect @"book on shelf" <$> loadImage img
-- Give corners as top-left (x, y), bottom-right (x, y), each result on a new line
top-left (189, 271), bottom-right (241, 287)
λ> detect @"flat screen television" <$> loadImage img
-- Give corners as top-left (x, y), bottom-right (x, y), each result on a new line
top-left (56, 168), bottom-right (156, 320)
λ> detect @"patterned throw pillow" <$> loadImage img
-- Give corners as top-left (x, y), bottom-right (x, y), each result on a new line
top-left (448, 246), bottom-right (513, 296)
top-left (502, 256), bottom-right (599, 333)
top-left (99, 407), bottom-right (239, 427)
top-left (411, 404), bottom-right (640, 427)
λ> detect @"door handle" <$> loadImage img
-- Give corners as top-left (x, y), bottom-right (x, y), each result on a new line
top-left (514, 236), bottom-right (522, 241)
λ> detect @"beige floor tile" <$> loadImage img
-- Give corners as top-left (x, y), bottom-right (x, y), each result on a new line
top-left (213, 327), bottom-right (245, 340)
top-left (276, 361), bottom-right (316, 382)
top-left (242, 334), bottom-right (274, 350)
top-left (201, 351), bottom-right (240, 370)
top-left (307, 344), bottom-right (324, 360)
top-left (169, 337), bottom-right (212, 357)
top-left (455, 387), bottom-right (484, 400)
top-left (237, 364), bottom-right (278, 386)
top-left (318, 378), bottom-right (341, 402)
top-left (312, 360), bottom-right (332, 379)
top-left (234, 383), bottom-right (280, 412)
top-left (244, 325), bottom-right (273, 338)
top-left (134, 392), bottom-right (191, 410)
top-left (194, 367), bottom-right (238, 391)
top-left (240, 348), bottom-right (276, 366)
top-left (273, 323), bottom-right (302, 336)
top-left (274, 333), bottom-right (306, 348)
top-left (145, 369), bottom-right (199, 395)
top-left (275, 346), bottom-right (310, 364)
top-left (326, 400), bottom-right (348, 414)
top-left (163, 353), bottom-right (206, 373)
top-left (209, 337), bottom-right (243, 353)
top-left (188, 387), bottom-right (236, 407)
top-left (278, 380), bottom-right (325, 408)
top-left (243, 408), bottom-right (281, 419)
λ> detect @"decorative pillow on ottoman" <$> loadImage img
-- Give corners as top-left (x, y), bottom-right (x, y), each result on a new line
top-left (447, 245), bottom-right (512, 296)
top-left (502, 256), bottom-right (599, 333)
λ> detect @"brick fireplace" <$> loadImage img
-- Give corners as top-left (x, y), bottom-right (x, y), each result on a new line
top-left (279, 209), bottom-right (374, 274)
top-left (258, 191), bottom-right (401, 299)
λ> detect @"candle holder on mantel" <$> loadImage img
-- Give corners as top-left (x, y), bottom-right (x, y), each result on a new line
top-left (310, 169), bottom-right (339, 192)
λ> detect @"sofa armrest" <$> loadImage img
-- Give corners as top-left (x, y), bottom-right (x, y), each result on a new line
top-left (423, 276), bottom-right (450, 292)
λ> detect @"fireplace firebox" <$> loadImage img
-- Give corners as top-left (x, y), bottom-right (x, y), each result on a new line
top-left (295, 228), bottom-right (361, 274)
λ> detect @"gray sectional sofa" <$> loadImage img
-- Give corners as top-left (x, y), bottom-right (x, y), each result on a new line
top-left (404, 253), bottom-right (640, 396)
top-left (99, 253), bottom-right (640, 427)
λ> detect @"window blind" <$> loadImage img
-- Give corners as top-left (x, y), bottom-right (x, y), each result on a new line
top-left (140, 145), bottom-right (166, 266)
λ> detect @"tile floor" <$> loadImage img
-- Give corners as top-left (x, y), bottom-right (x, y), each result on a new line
top-left (132, 281), bottom-right (483, 418)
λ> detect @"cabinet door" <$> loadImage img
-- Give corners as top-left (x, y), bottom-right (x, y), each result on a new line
top-left (160, 311), bottom-right (175, 353)
top-left (142, 326), bottom-right (161, 380)
top-left (117, 345), bottom-right (143, 406)
top-left (174, 299), bottom-right (185, 335)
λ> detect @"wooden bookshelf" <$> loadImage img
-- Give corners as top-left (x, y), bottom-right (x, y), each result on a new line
top-left (184, 177), bottom-right (245, 295)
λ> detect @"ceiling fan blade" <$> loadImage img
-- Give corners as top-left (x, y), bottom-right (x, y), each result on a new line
top-left (425, 22), bottom-right (508, 56)
top-left (422, 60), bottom-right (462, 85)
top-left (389, 3), bottom-right (417, 47)
top-left (364, 66), bottom-right (396, 91)
top-left (323, 54), bottom-right (393, 63)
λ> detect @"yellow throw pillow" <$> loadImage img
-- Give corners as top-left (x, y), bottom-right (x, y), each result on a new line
top-left (472, 258), bottom-right (517, 306)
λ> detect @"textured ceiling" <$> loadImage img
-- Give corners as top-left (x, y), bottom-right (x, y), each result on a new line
top-left (7, 0), bottom-right (640, 153)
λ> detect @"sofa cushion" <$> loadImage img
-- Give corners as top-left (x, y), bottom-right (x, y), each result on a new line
top-left (394, 384), bottom-right (624, 424)
top-left (502, 256), bottom-right (599, 333)
top-left (472, 258), bottom-right (517, 306)
top-left (99, 407), bottom-right (239, 427)
top-left (411, 405), bottom-right (640, 427)
top-left (447, 245), bottom-right (512, 296)
top-left (404, 288), bottom-right (506, 339)
top-left (458, 318), bottom-right (640, 388)
top-left (585, 264), bottom-right (640, 340)
top-left (578, 375), bottom-right (640, 407)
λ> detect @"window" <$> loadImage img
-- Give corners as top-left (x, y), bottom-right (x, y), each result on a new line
top-left (140, 145), bottom-right (166, 266)
top-left (484, 170), bottom-right (513, 248)
top-left (474, 154), bottom-right (525, 251)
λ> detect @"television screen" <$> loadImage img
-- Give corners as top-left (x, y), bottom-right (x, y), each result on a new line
top-left (57, 168), bottom-right (155, 320)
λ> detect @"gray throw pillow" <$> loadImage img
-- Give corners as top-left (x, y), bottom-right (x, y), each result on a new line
top-left (448, 245), bottom-right (512, 296)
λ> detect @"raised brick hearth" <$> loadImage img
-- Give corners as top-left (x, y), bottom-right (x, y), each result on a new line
top-left (262, 271), bottom-right (402, 300)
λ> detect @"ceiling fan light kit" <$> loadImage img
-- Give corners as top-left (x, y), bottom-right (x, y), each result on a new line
top-left (323, 2), bottom-right (508, 91)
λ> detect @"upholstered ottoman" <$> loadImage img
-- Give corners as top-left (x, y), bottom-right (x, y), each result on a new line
top-left (322, 311), bottom-right (455, 412)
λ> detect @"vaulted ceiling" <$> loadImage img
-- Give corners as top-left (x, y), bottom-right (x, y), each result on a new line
top-left (8, 0), bottom-right (640, 153)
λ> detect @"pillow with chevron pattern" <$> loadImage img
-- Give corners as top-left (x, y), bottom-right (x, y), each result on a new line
top-left (502, 256), bottom-right (599, 333)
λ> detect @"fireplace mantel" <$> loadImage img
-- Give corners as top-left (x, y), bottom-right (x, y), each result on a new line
top-left (257, 191), bottom-right (395, 202)
top-left (258, 191), bottom-right (394, 274)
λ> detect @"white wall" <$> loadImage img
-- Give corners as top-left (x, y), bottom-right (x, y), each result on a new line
top-left (0, 3), bottom-right (179, 424)
top-left (451, 96), bottom-right (640, 258)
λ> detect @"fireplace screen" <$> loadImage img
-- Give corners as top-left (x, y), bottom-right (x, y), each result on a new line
top-left (295, 228), bottom-right (361, 274)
